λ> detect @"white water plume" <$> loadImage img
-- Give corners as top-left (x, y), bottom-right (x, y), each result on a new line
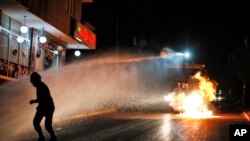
top-left (0, 48), bottom-right (186, 140)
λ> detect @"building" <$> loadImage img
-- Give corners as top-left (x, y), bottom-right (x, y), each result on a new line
top-left (0, 0), bottom-right (96, 83)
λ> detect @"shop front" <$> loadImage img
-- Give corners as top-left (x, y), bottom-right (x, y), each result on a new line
top-left (0, 0), bottom-right (95, 84)
top-left (0, 13), bottom-right (30, 79)
top-left (0, 13), bottom-right (66, 81)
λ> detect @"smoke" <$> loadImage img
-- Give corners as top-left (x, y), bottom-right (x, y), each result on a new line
top-left (0, 47), bottom-right (186, 140)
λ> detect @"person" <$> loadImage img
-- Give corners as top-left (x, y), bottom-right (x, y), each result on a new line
top-left (29, 72), bottom-right (57, 141)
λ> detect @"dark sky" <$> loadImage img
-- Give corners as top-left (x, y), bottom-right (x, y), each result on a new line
top-left (81, 1), bottom-right (250, 83)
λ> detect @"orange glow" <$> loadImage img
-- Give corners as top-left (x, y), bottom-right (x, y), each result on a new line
top-left (180, 91), bottom-right (213, 118)
top-left (193, 72), bottom-right (216, 102)
top-left (166, 71), bottom-right (218, 118)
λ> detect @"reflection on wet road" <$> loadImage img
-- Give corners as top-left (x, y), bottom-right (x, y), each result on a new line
top-left (21, 111), bottom-right (249, 141)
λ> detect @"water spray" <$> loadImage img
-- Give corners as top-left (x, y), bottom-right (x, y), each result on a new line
top-left (0, 47), bottom-right (191, 140)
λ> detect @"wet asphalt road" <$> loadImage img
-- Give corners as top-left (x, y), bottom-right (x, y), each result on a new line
top-left (20, 110), bottom-right (249, 141)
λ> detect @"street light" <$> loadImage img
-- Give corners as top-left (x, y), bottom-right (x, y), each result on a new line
top-left (17, 36), bottom-right (24, 43)
top-left (57, 46), bottom-right (63, 51)
top-left (39, 36), bottom-right (47, 43)
top-left (74, 50), bottom-right (81, 57)
top-left (20, 25), bottom-right (28, 34)
top-left (39, 27), bottom-right (47, 43)
top-left (20, 16), bottom-right (28, 33)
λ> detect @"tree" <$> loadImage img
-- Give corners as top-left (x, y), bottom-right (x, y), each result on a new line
top-left (228, 38), bottom-right (250, 108)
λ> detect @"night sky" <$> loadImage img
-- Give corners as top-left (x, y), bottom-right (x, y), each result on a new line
top-left (81, 1), bottom-right (250, 85)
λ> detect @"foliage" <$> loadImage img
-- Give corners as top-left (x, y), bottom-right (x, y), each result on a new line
top-left (228, 44), bottom-right (250, 82)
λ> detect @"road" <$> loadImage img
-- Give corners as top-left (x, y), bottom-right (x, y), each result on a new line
top-left (18, 110), bottom-right (249, 141)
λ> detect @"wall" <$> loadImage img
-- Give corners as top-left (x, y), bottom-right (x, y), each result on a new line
top-left (18, 0), bottom-right (82, 35)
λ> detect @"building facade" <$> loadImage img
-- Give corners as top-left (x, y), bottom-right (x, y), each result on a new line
top-left (0, 0), bottom-right (95, 82)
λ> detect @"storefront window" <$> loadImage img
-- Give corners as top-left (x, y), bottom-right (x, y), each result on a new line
top-left (9, 35), bottom-right (19, 64)
top-left (1, 14), bottom-right (10, 30)
top-left (20, 41), bottom-right (30, 67)
top-left (0, 14), bottom-right (31, 78)
top-left (0, 32), bottom-right (9, 60)
top-left (38, 42), bottom-right (59, 70)
top-left (10, 18), bottom-right (21, 35)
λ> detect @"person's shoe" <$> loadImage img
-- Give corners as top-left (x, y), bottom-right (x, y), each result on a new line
top-left (37, 136), bottom-right (45, 141)
top-left (49, 135), bottom-right (57, 141)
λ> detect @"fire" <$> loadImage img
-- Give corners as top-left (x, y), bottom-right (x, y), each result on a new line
top-left (193, 72), bottom-right (216, 102)
top-left (165, 71), bottom-right (218, 118)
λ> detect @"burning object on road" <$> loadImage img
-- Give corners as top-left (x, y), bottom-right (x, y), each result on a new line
top-left (164, 71), bottom-right (218, 118)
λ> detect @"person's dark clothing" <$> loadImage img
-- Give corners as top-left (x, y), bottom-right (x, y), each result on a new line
top-left (35, 82), bottom-right (55, 111)
top-left (33, 107), bottom-right (55, 141)
top-left (30, 72), bottom-right (57, 141)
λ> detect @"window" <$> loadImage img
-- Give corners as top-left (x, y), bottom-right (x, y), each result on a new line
top-left (0, 14), bottom-right (31, 78)
top-left (10, 18), bottom-right (21, 35)
top-left (20, 41), bottom-right (30, 67)
top-left (9, 35), bottom-right (19, 64)
top-left (1, 14), bottom-right (10, 30)
top-left (0, 32), bottom-right (9, 60)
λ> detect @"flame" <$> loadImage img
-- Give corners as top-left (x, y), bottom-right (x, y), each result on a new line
top-left (193, 72), bottom-right (216, 102)
top-left (165, 71), bottom-right (218, 118)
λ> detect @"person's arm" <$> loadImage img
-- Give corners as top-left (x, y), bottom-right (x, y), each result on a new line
top-left (29, 99), bottom-right (39, 104)
top-left (30, 84), bottom-right (50, 105)
top-left (29, 91), bottom-right (43, 104)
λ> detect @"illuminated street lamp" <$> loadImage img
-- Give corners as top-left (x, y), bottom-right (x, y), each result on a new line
top-left (17, 36), bottom-right (24, 43)
top-left (74, 50), bottom-right (81, 57)
top-left (20, 16), bottom-right (28, 33)
top-left (39, 36), bottom-right (47, 43)
top-left (39, 27), bottom-right (47, 43)
top-left (57, 46), bottom-right (63, 51)
top-left (20, 25), bottom-right (28, 33)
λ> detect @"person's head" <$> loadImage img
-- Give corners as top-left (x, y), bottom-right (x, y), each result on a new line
top-left (30, 72), bottom-right (41, 87)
